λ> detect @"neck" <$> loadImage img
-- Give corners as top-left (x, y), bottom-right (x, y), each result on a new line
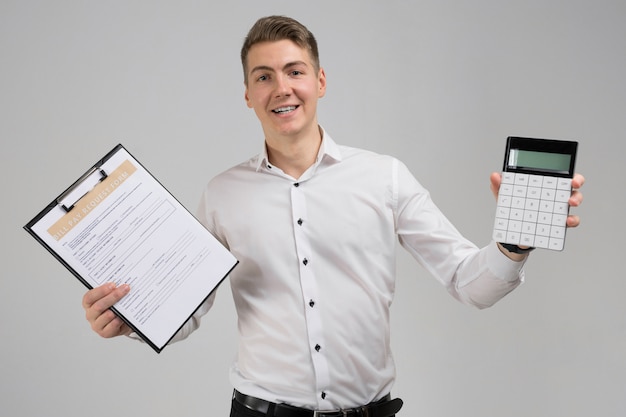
top-left (265, 124), bottom-right (323, 179)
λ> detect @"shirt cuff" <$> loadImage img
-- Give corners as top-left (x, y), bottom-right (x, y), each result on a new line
top-left (126, 332), bottom-right (145, 343)
top-left (487, 240), bottom-right (527, 283)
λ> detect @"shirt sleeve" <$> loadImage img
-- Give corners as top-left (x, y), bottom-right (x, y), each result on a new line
top-left (126, 291), bottom-right (217, 344)
top-left (167, 292), bottom-right (218, 343)
top-left (393, 158), bottom-right (525, 308)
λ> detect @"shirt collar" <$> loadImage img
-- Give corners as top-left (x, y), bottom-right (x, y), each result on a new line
top-left (254, 126), bottom-right (342, 172)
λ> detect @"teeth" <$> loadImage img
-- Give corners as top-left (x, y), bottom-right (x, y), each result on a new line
top-left (273, 106), bottom-right (297, 113)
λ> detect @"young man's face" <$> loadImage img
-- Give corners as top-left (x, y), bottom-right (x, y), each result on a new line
top-left (244, 39), bottom-right (326, 141)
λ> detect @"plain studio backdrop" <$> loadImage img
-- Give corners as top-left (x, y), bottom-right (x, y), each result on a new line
top-left (1, 1), bottom-right (624, 416)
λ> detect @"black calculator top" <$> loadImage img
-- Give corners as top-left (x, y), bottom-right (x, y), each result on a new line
top-left (503, 136), bottom-right (578, 178)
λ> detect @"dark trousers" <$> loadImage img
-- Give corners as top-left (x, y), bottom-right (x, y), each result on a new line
top-left (229, 397), bottom-right (398, 417)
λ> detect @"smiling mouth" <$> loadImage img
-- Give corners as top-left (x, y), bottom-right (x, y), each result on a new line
top-left (272, 105), bottom-right (299, 114)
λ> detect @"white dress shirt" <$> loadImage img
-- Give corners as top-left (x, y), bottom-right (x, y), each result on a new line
top-left (182, 128), bottom-right (525, 410)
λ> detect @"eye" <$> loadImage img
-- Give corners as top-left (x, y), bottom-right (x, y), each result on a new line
top-left (256, 74), bottom-right (269, 82)
top-left (290, 70), bottom-right (303, 76)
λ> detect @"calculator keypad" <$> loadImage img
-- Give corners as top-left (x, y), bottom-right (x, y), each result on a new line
top-left (493, 172), bottom-right (572, 251)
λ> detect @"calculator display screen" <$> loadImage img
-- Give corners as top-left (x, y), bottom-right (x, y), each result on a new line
top-left (503, 137), bottom-right (578, 177)
top-left (508, 149), bottom-right (571, 174)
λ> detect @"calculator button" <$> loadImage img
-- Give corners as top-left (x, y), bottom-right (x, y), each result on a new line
top-left (494, 218), bottom-right (508, 230)
top-left (499, 184), bottom-right (514, 196)
top-left (555, 190), bottom-right (570, 202)
top-left (524, 199), bottom-right (539, 211)
top-left (534, 236), bottom-right (550, 249)
top-left (541, 189), bottom-right (555, 201)
top-left (493, 230), bottom-right (506, 241)
top-left (536, 224), bottom-right (551, 237)
top-left (512, 198), bottom-right (526, 209)
top-left (549, 238), bottom-right (565, 251)
top-left (514, 174), bottom-right (529, 185)
top-left (496, 206), bottom-right (510, 218)
top-left (557, 178), bottom-right (572, 190)
top-left (510, 209), bottom-right (524, 221)
top-left (550, 225), bottom-right (566, 239)
top-left (551, 214), bottom-right (567, 226)
top-left (529, 175), bottom-right (543, 187)
top-left (502, 172), bottom-right (515, 183)
top-left (527, 187), bottom-right (541, 199)
top-left (498, 195), bottom-right (512, 207)
top-left (520, 234), bottom-right (535, 246)
top-left (513, 185), bottom-right (527, 198)
top-left (506, 232), bottom-right (521, 244)
top-left (553, 203), bottom-right (569, 215)
top-left (522, 222), bottom-right (537, 234)
top-left (540, 200), bottom-right (554, 212)
top-left (523, 210), bottom-right (538, 222)
top-left (542, 176), bottom-right (557, 188)
top-left (508, 220), bottom-right (522, 232)
top-left (538, 212), bottom-right (553, 224)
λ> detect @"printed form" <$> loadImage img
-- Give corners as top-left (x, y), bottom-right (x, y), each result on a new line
top-left (26, 145), bottom-right (238, 352)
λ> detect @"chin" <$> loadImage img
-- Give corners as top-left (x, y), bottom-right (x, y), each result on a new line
top-left (273, 123), bottom-right (304, 137)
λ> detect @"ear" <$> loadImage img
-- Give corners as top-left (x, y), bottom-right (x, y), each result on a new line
top-left (244, 85), bottom-right (253, 108)
top-left (318, 67), bottom-right (327, 98)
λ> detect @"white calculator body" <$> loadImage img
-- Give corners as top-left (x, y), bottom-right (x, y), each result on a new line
top-left (493, 137), bottom-right (578, 251)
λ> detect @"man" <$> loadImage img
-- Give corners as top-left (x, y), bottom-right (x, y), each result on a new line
top-left (83, 16), bottom-right (585, 417)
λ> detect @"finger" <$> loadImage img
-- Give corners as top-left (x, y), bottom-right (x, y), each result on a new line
top-left (572, 173), bottom-right (585, 189)
top-left (566, 214), bottom-right (580, 228)
top-left (99, 314), bottom-right (130, 338)
top-left (92, 310), bottom-right (131, 338)
top-left (82, 283), bottom-right (116, 310)
top-left (91, 309), bottom-right (117, 336)
top-left (84, 284), bottom-right (130, 323)
top-left (569, 189), bottom-right (584, 207)
top-left (490, 172), bottom-right (502, 199)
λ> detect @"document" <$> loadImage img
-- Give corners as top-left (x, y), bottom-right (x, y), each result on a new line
top-left (24, 144), bottom-right (238, 353)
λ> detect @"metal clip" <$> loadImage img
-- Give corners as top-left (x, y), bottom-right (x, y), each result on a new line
top-left (57, 167), bottom-right (108, 212)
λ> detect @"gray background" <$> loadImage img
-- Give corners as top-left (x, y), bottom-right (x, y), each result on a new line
top-left (2, 1), bottom-right (625, 416)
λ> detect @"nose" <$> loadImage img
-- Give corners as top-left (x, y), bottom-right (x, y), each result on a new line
top-left (274, 74), bottom-right (292, 98)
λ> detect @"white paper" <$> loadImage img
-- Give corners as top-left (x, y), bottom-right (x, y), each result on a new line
top-left (27, 146), bottom-right (237, 352)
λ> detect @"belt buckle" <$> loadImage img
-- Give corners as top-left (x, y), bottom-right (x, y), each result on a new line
top-left (312, 411), bottom-right (349, 417)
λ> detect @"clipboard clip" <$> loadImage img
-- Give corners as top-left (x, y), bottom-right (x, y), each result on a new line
top-left (57, 167), bottom-right (108, 212)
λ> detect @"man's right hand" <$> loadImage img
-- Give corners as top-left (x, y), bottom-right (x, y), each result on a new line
top-left (82, 283), bottom-right (132, 338)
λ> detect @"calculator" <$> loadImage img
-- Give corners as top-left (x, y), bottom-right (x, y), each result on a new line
top-left (493, 136), bottom-right (578, 251)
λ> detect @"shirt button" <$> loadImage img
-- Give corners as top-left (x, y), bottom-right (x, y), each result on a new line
top-left (293, 182), bottom-right (300, 187)
top-left (321, 392), bottom-right (326, 400)
top-left (297, 218), bottom-right (303, 226)
top-left (315, 344), bottom-right (321, 352)
top-left (309, 299), bottom-right (315, 307)
top-left (303, 258), bottom-right (308, 266)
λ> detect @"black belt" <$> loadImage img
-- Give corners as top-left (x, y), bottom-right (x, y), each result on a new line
top-left (233, 390), bottom-right (403, 417)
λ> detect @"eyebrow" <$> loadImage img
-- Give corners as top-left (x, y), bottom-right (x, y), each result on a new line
top-left (249, 60), bottom-right (309, 75)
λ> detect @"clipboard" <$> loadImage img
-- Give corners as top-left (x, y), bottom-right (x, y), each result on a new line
top-left (24, 144), bottom-right (238, 353)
